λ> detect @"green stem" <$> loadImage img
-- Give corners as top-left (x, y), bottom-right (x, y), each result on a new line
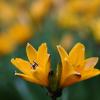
top-left (51, 96), bottom-right (57, 100)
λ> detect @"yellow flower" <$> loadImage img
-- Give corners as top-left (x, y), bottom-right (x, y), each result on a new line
top-left (60, 34), bottom-right (74, 50)
top-left (0, 33), bottom-right (16, 55)
top-left (57, 43), bottom-right (100, 88)
top-left (57, 0), bottom-right (100, 29)
top-left (91, 19), bottom-right (100, 43)
top-left (0, 24), bottom-right (32, 55)
top-left (8, 24), bottom-right (32, 44)
top-left (0, 1), bottom-right (15, 23)
top-left (11, 42), bottom-right (100, 98)
top-left (30, 0), bottom-right (53, 22)
top-left (11, 43), bottom-right (50, 87)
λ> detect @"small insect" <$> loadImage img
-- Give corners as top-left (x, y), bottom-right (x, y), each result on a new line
top-left (31, 61), bottom-right (38, 69)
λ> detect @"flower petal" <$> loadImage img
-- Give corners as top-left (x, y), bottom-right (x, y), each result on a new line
top-left (61, 59), bottom-right (80, 86)
top-left (61, 59), bottom-right (75, 84)
top-left (62, 72), bottom-right (81, 88)
top-left (31, 69), bottom-right (48, 86)
top-left (74, 57), bottom-right (99, 73)
top-left (44, 54), bottom-right (51, 75)
top-left (57, 46), bottom-right (79, 87)
top-left (57, 45), bottom-right (69, 67)
top-left (81, 68), bottom-right (100, 81)
top-left (69, 43), bottom-right (85, 66)
top-left (11, 58), bottom-right (32, 76)
top-left (84, 57), bottom-right (99, 70)
top-left (15, 73), bottom-right (44, 86)
top-left (26, 43), bottom-right (37, 64)
top-left (37, 43), bottom-right (49, 67)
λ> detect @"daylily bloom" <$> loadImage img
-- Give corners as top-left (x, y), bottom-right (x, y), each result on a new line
top-left (57, 0), bottom-right (100, 29)
top-left (8, 24), bottom-right (32, 44)
top-left (11, 43), bottom-right (50, 87)
top-left (0, 24), bottom-right (32, 55)
top-left (0, 1), bottom-right (15, 23)
top-left (60, 34), bottom-right (74, 50)
top-left (30, 0), bottom-right (53, 22)
top-left (0, 33), bottom-right (16, 55)
top-left (57, 43), bottom-right (100, 88)
top-left (11, 42), bottom-right (100, 99)
top-left (92, 20), bottom-right (100, 43)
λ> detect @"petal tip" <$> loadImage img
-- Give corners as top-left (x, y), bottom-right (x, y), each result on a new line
top-left (77, 42), bottom-right (85, 48)
top-left (57, 45), bottom-right (61, 47)
top-left (15, 72), bottom-right (18, 76)
top-left (77, 42), bottom-right (83, 45)
top-left (42, 43), bottom-right (47, 46)
top-left (15, 73), bottom-right (17, 75)
top-left (11, 58), bottom-right (15, 63)
top-left (27, 43), bottom-right (31, 47)
top-left (57, 45), bottom-right (62, 49)
top-left (93, 57), bottom-right (99, 64)
top-left (95, 57), bottom-right (99, 61)
top-left (15, 72), bottom-right (21, 76)
top-left (39, 43), bottom-right (47, 49)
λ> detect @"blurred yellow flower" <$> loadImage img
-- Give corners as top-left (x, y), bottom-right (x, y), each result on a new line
top-left (11, 43), bottom-right (50, 87)
top-left (60, 34), bottom-right (74, 50)
top-left (92, 20), bottom-right (100, 43)
top-left (0, 24), bottom-right (33, 55)
top-left (0, 33), bottom-right (16, 55)
top-left (30, 0), bottom-right (53, 22)
top-left (57, 0), bottom-right (100, 29)
top-left (0, 1), bottom-right (15, 23)
top-left (57, 43), bottom-right (100, 88)
top-left (8, 24), bottom-right (32, 44)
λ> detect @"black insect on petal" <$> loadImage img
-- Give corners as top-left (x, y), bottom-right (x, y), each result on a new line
top-left (31, 61), bottom-right (38, 69)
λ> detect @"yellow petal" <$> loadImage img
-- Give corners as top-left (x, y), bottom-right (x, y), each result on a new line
top-left (37, 43), bottom-right (49, 67)
top-left (69, 43), bottom-right (85, 66)
top-left (75, 57), bottom-right (99, 73)
top-left (60, 58), bottom-right (76, 86)
top-left (26, 43), bottom-right (37, 64)
top-left (57, 45), bottom-right (69, 67)
top-left (84, 57), bottom-right (99, 70)
top-left (31, 69), bottom-right (48, 86)
top-left (57, 46), bottom-right (79, 87)
top-left (62, 72), bottom-right (81, 88)
top-left (15, 73), bottom-right (44, 86)
top-left (81, 68), bottom-right (100, 81)
top-left (32, 55), bottom-right (50, 87)
top-left (44, 54), bottom-right (51, 75)
top-left (11, 58), bottom-right (32, 76)
top-left (41, 54), bottom-right (50, 86)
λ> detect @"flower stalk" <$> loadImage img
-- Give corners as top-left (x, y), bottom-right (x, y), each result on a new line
top-left (51, 96), bottom-right (57, 100)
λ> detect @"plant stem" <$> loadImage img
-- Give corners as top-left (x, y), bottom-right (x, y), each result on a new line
top-left (51, 96), bottom-right (57, 100)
